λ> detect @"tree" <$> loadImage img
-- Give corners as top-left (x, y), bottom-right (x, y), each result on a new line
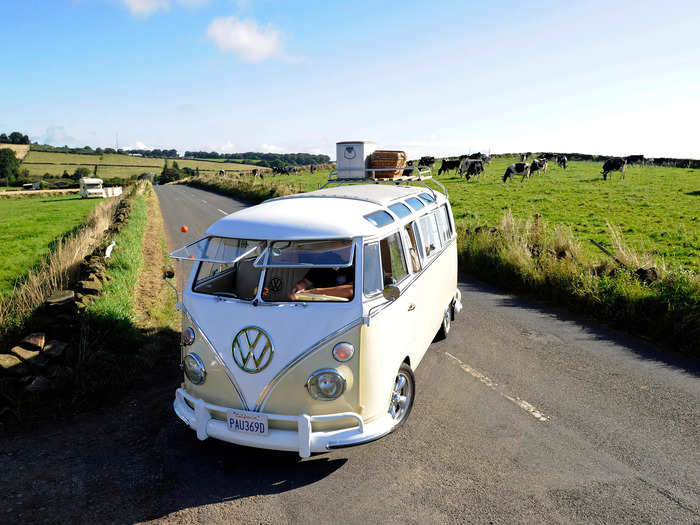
top-left (172, 160), bottom-right (179, 169)
top-left (0, 148), bottom-right (19, 186)
top-left (0, 133), bottom-right (8, 143)
top-left (9, 131), bottom-right (24, 144)
top-left (158, 167), bottom-right (181, 184)
top-left (72, 167), bottom-right (92, 181)
top-left (93, 165), bottom-right (98, 176)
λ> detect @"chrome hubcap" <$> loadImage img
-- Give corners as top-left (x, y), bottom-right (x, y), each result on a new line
top-left (389, 373), bottom-right (412, 422)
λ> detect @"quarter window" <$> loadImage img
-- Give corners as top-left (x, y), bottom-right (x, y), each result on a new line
top-left (379, 232), bottom-right (408, 286)
top-left (418, 213), bottom-right (441, 258)
top-left (435, 205), bottom-right (453, 243)
top-left (363, 242), bottom-right (383, 296)
top-left (404, 222), bottom-right (422, 272)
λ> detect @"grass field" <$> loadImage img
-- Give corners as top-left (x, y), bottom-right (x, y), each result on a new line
top-left (0, 194), bottom-right (100, 296)
top-left (21, 151), bottom-right (259, 179)
top-left (0, 144), bottom-right (30, 160)
top-left (243, 158), bottom-right (699, 271)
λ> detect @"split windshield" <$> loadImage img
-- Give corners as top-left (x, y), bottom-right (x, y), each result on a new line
top-left (187, 237), bottom-right (355, 303)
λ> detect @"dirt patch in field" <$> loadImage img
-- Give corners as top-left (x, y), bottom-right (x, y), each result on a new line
top-left (132, 189), bottom-right (171, 329)
top-left (1, 144), bottom-right (30, 160)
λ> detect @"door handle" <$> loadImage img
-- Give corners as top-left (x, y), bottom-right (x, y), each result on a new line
top-left (408, 303), bottom-right (416, 311)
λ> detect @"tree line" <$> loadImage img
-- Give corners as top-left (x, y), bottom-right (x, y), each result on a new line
top-left (0, 131), bottom-right (30, 144)
top-left (183, 151), bottom-right (331, 167)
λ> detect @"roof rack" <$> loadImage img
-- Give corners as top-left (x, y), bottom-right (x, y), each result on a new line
top-left (321, 166), bottom-right (448, 199)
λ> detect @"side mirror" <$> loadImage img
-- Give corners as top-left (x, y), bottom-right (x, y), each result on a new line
top-left (163, 264), bottom-right (175, 279)
top-left (382, 285), bottom-right (400, 302)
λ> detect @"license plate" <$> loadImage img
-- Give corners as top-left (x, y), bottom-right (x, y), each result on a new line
top-left (227, 410), bottom-right (268, 436)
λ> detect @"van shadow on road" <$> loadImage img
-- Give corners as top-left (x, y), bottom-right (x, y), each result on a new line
top-left (0, 368), bottom-right (346, 524)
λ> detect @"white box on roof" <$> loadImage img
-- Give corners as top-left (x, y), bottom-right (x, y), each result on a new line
top-left (336, 141), bottom-right (376, 179)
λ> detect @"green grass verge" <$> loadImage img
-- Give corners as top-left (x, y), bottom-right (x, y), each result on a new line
top-left (0, 194), bottom-right (99, 296)
top-left (86, 194), bottom-right (147, 322)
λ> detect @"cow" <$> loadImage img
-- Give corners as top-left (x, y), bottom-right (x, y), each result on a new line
top-left (601, 157), bottom-right (627, 180)
top-left (530, 158), bottom-right (547, 176)
top-left (539, 152), bottom-right (557, 161)
top-left (625, 154), bottom-right (645, 167)
top-left (503, 162), bottom-right (530, 183)
top-left (403, 160), bottom-right (415, 177)
top-left (310, 164), bottom-right (316, 173)
top-left (520, 152), bottom-right (531, 162)
top-left (419, 156), bottom-right (436, 167)
top-left (438, 158), bottom-right (460, 176)
top-left (468, 152), bottom-right (491, 164)
top-left (458, 158), bottom-right (484, 180)
top-left (557, 155), bottom-right (568, 170)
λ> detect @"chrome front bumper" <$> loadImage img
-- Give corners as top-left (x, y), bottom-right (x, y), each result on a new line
top-left (173, 388), bottom-right (394, 458)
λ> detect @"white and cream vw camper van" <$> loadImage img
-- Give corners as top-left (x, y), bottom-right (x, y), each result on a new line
top-left (167, 168), bottom-right (461, 457)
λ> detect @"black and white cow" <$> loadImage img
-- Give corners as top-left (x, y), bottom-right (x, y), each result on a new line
top-left (625, 154), bottom-right (645, 167)
top-left (530, 158), bottom-right (547, 176)
top-left (601, 157), bottom-right (627, 180)
top-left (458, 158), bottom-right (484, 180)
top-left (438, 158), bottom-right (460, 176)
top-left (520, 152), bottom-right (531, 162)
top-left (503, 162), bottom-right (530, 182)
top-left (557, 155), bottom-right (568, 170)
top-left (419, 156), bottom-right (436, 167)
top-left (539, 152), bottom-right (557, 161)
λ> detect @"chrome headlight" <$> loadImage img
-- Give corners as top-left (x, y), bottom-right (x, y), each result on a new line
top-left (306, 369), bottom-right (346, 401)
top-left (183, 353), bottom-right (206, 385)
top-left (182, 327), bottom-right (195, 346)
top-left (332, 342), bottom-right (354, 362)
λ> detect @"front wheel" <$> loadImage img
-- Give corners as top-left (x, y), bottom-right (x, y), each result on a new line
top-left (389, 363), bottom-right (415, 429)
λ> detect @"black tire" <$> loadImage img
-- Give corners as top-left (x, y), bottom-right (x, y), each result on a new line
top-left (434, 303), bottom-right (453, 341)
top-left (389, 363), bottom-right (415, 429)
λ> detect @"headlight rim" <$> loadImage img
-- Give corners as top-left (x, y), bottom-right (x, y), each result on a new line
top-left (184, 352), bottom-right (206, 385)
top-left (182, 326), bottom-right (196, 346)
top-left (306, 368), bottom-right (346, 401)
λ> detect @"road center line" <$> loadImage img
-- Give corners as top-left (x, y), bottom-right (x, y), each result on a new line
top-left (217, 208), bottom-right (228, 215)
top-left (445, 352), bottom-right (550, 422)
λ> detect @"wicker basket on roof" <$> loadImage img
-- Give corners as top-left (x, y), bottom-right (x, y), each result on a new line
top-left (370, 150), bottom-right (407, 179)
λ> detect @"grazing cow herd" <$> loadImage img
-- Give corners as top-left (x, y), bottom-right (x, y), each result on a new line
top-left (422, 151), bottom-right (651, 184)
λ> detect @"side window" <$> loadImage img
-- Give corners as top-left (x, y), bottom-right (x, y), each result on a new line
top-left (435, 204), bottom-right (453, 243)
top-left (418, 214), bottom-right (441, 258)
top-left (379, 232), bottom-right (408, 286)
top-left (404, 222), bottom-right (422, 273)
top-left (363, 242), bottom-right (383, 296)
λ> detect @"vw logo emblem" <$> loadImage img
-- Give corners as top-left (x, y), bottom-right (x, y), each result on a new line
top-left (343, 146), bottom-right (356, 160)
top-left (232, 327), bottom-right (274, 374)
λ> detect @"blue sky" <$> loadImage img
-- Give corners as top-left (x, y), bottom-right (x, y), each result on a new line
top-left (2, 0), bottom-right (699, 158)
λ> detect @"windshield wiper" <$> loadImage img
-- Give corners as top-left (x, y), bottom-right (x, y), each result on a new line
top-left (211, 291), bottom-right (238, 298)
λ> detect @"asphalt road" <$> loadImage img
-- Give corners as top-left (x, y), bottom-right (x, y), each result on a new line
top-left (2, 184), bottom-right (697, 524)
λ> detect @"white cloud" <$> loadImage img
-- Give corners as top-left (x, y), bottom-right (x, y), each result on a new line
top-left (219, 140), bottom-right (236, 153)
top-left (206, 17), bottom-right (284, 62)
top-left (122, 0), bottom-right (209, 16)
top-left (126, 140), bottom-right (151, 150)
top-left (260, 143), bottom-right (285, 153)
top-left (42, 126), bottom-right (76, 146)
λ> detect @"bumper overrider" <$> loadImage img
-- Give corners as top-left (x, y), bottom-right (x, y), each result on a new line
top-left (174, 388), bottom-right (395, 458)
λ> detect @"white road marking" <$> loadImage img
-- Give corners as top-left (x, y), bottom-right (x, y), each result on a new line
top-left (217, 208), bottom-right (228, 215)
top-left (201, 199), bottom-right (207, 204)
top-left (445, 352), bottom-right (550, 422)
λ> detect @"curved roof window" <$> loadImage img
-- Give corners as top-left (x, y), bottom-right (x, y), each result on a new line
top-left (364, 210), bottom-right (395, 228)
top-left (388, 202), bottom-right (412, 219)
top-left (405, 197), bottom-right (425, 211)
